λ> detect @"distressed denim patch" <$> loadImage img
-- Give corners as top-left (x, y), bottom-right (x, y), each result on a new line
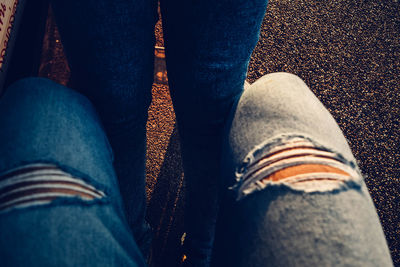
top-left (232, 135), bottom-right (362, 200)
top-left (0, 163), bottom-right (106, 213)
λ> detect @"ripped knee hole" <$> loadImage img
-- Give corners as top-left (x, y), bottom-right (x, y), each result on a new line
top-left (232, 136), bottom-right (361, 200)
top-left (0, 163), bottom-right (106, 213)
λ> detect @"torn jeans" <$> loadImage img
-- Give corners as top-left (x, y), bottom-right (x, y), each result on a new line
top-left (0, 78), bottom-right (146, 266)
top-left (0, 74), bottom-right (393, 266)
top-left (211, 73), bottom-right (393, 266)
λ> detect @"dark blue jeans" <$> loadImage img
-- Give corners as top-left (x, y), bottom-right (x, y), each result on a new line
top-left (49, 0), bottom-right (268, 264)
top-left (0, 75), bottom-right (392, 266)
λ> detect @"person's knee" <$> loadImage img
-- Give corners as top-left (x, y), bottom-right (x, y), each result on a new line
top-left (224, 73), bottom-right (361, 198)
top-left (0, 163), bottom-right (107, 214)
top-left (229, 72), bottom-right (352, 156)
top-left (229, 135), bottom-right (363, 201)
top-left (241, 72), bottom-right (314, 111)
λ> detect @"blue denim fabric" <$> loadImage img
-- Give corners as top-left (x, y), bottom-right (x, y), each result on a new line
top-left (13, 2), bottom-right (390, 266)
top-left (159, 1), bottom-right (268, 264)
top-left (0, 78), bottom-right (145, 266)
top-left (0, 74), bottom-right (392, 266)
top-left (50, 0), bottom-right (268, 264)
top-left (211, 73), bottom-right (393, 266)
top-left (50, 0), bottom-right (158, 255)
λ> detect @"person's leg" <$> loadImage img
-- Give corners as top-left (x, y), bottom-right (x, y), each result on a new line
top-left (50, 0), bottom-right (158, 253)
top-left (159, 0), bottom-right (269, 264)
top-left (0, 78), bottom-right (145, 266)
top-left (211, 73), bottom-right (393, 266)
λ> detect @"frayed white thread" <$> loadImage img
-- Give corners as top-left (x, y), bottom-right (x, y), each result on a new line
top-left (232, 135), bottom-right (362, 200)
top-left (0, 164), bottom-right (106, 213)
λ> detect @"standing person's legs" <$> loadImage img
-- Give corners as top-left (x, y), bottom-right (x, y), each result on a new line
top-left (211, 73), bottom-right (393, 266)
top-left (159, 0), bottom-right (268, 265)
top-left (50, 0), bottom-right (158, 253)
top-left (0, 78), bottom-right (145, 266)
